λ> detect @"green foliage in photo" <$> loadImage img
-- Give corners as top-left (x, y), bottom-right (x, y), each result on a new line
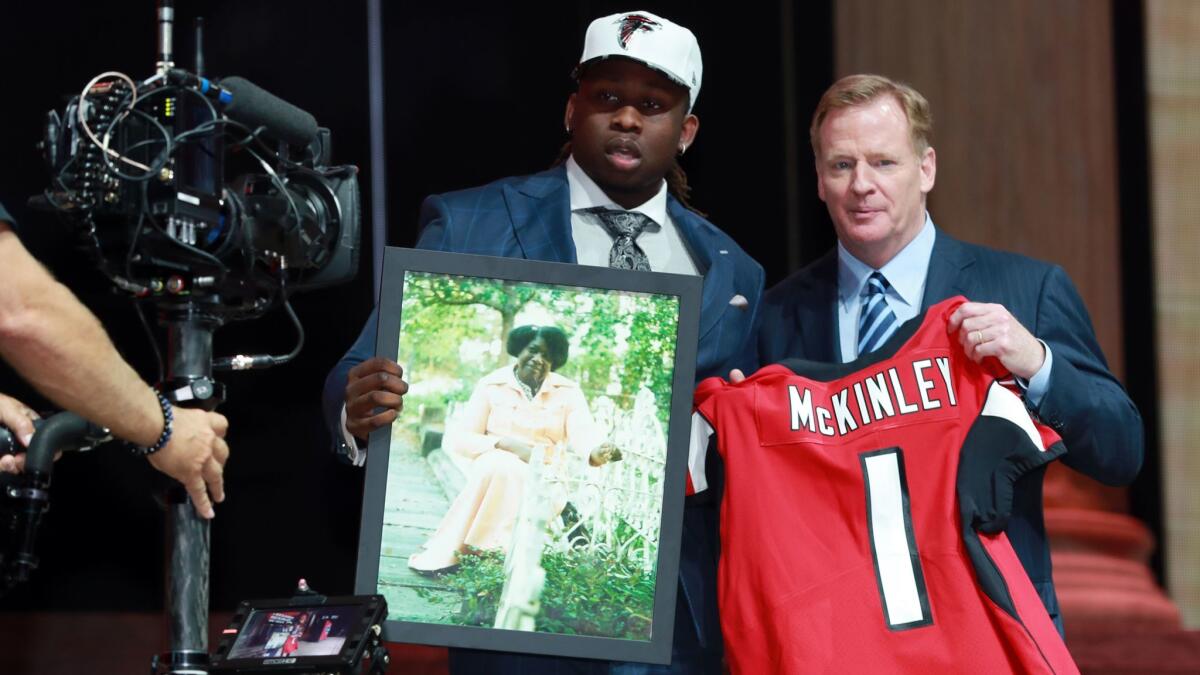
top-left (538, 549), bottom-right (655, 640)
top-left (427, 547), bottom-right (655, 640)
top-left (396, 272), bottom-right (679, 427)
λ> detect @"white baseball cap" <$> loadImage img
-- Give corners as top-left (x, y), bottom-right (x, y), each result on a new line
top-left (574, 11), bottom-right (703, 111)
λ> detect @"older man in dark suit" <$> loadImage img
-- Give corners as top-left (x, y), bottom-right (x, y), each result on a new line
top-left (756, 74), bottom-right (1143, 633)
top-left (322, 11), bottom-right (762, 675)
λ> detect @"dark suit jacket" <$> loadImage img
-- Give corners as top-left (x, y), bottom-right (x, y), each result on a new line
top-left (322, 166), bottom-right (764, 671)
top-left (756, 229), bottom-right (1143, 628)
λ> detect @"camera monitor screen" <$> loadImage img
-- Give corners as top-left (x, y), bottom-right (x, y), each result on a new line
top-left (210, 594), bottom-right (386, 674)
top-left (226, 605), bottom-right (365, 659)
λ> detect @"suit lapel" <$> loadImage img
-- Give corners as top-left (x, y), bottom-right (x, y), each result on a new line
top-left (921, 229), bottom-right (976, 310)
top-left (668, 199), bottom-right (733, 342)
top-left (799, 249), bottom-right (841, 361)
top-left (503, 166), bottom-right (577, 263)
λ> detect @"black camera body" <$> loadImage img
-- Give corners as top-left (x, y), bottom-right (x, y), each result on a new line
top-left (14, 5), bottom-right (367, 670)
top-left (38, 68), bottom-right (360, 315)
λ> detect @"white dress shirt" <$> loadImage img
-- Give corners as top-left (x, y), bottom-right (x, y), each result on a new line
top-left (566, 156), bottom-right (700, 276)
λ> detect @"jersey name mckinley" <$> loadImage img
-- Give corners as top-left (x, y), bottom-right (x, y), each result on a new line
top-left (689, 297), bottom-right (1078, 675)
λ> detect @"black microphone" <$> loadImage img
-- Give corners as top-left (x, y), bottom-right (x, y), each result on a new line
top-left (219, 76), bottom-right (319, 147)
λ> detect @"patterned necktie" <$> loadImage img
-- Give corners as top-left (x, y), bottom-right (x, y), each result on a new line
top-left (858, 271), bottom-right (898, 356)
top-left (590, 208), bottom-right (653, 271)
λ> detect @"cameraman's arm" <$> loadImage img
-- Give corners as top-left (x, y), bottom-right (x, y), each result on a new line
top-left (0, 223), bottom-right (228, 516)
top-left (0, 223), bottom-right (165, 442)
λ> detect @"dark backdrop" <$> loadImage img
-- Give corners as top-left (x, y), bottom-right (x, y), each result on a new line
top-left (0, 1), bottom-right (832, 612)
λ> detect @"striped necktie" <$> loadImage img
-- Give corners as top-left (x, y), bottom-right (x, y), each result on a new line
top-left (858, 271), bottom-right (898, 356)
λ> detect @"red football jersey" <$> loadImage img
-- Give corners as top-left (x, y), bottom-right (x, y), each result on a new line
top-left (689, 297), bottom-right (1078, 674)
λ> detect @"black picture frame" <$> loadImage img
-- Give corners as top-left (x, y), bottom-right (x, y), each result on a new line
top-left (354, 247), bottom-right (702, 664)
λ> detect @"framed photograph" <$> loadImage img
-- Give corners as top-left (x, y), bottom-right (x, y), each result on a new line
top-left (354, 247), bottom-right (701, 664)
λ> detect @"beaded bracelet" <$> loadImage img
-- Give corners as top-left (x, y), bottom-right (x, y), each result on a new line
top-left (132, 391), bottom-right (174, 456)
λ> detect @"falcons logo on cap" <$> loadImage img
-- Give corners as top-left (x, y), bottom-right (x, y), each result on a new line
top-left (615, 14), bottom-right (661, 49)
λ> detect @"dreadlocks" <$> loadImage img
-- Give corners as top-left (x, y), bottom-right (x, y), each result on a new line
top-left (551, 141), bottom-right (704, 216)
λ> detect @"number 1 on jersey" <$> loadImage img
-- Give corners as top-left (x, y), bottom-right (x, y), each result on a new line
top-left (860, 447), bottom-right (933, 630)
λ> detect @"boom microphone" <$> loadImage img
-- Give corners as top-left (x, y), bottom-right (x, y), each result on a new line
top-left (219, 76), bottom-right (319, 147)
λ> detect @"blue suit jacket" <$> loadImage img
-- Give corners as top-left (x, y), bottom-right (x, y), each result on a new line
top-left (322, 166), bottom-right (764, 669)
top-left (756, 230), bottom-right (1144, 628)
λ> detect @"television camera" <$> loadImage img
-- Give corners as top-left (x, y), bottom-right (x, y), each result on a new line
top-left (34, 0), bottom-right (361, 382)
top-left (35, 59), bottom-right (360, 343)
top-left (20, 2), bottom-right (363, 672)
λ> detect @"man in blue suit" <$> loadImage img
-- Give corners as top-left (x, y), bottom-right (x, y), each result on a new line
top-left (756, 74), bottom-right (1143, 632)
top-left (322, 11), bottom-right (762, 674)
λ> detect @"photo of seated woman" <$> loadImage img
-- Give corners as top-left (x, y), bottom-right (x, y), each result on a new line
top-left (409, 324), bottom-right (621, 574)
top-left (373, 272), bottom-right (681, 640)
